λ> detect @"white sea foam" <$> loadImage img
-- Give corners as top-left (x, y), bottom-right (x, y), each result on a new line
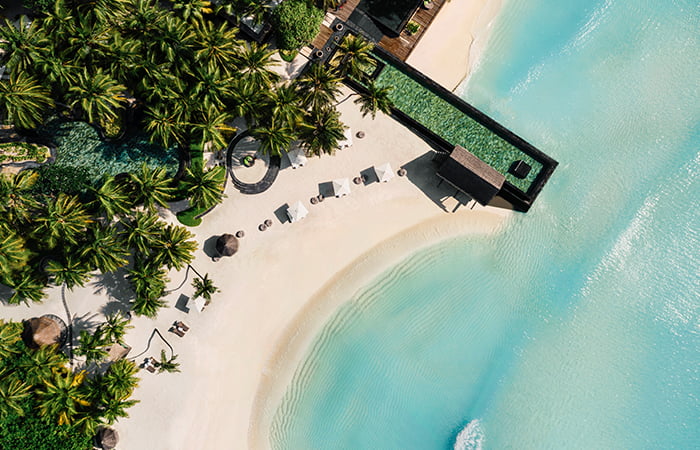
top-left (454, 419), bottom-right (485, 450)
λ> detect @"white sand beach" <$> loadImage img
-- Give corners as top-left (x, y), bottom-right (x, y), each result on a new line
top-left (0, 4), bottom-right (511, 449)
top-left (407, 0), bottom-right (504, 90)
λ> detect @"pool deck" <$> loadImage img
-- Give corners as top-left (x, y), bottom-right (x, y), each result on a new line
top-left (311, 0), bottom-right (447, 61)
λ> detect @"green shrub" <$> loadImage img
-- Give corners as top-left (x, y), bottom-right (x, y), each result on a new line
top-left (176, 207), bottom-right (204, 227)
top-left (273, 0), bottom-right (324, 51)
top-left (22, 0), bottom-right (55, 13)
top-left (32, 165), bottom-right (92, 196)
top-left (0, 142), bottom-right (50, 164)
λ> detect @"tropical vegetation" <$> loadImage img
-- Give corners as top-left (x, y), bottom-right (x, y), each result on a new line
top-left (0, 320), bottom-right (139, 449)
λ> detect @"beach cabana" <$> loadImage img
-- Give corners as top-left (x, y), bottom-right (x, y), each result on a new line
top-left (287, 144), bottom-right (307, 169)
top-left (437, 145), bottom-right (505, 206)
top-left (332, 178), bottom-right (351, 197)
top-left (374, 162), bottom-right (395, 182)
top-left (337, 128), bottom-right (353, 149)
top-left (215, 233), bottom-right (239, 257)
top-left (287, 200), bottom-right (309, 222)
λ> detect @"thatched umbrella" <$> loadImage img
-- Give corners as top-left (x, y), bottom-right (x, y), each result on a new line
top-left (97, 427), bottom-right (119, 450)
top-left (215, 233), bottom-right (239, 257)
top-left (22, 315), bottom-right (64, 349)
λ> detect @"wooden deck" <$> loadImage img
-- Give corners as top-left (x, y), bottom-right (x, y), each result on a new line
top-left (377, 0), bottom-right (447, 61)
top-left (311, 0), bottom-right (447, 61)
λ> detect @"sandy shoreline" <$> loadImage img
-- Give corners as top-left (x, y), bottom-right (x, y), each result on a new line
top-left (407, 0), bottom-right (504, 91)
top-left (0, 3), bottom-right (511, 448)
top-left (249, 209), bottom-right (507, 448)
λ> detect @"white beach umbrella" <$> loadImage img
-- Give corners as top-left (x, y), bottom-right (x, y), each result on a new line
top-left (374, 162), bottom-right (395, 182)
top-left (337, 128), bottom-right (353, 149)
top-left (332, 178), bottom-right (351, 197)
top-left (287, 200), bottom-right (309, 223)
top-left (287, 144), bottom-right (307, 169)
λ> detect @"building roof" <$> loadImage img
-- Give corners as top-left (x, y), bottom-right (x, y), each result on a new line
top-left (437, 145), bottom-right (505, 206)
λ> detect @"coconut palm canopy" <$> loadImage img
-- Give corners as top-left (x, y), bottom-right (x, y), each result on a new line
top-left (23, 315), bottom-right (64, 348)
top-left (215, 233), bottom-right (239, 257)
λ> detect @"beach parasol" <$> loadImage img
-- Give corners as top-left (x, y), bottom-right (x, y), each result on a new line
top-left (97, 427), bottom-right (119, 450)
top-left (374, 163), bottom-right (395, 182)
top-left (287, 201), bottom-right (309, 223)
top-left (332, 178), bottom-right (351, 197)
top-left (23, 315), bottom-right (64, 349)
top-left (287, 144), bottom-right (307, 169)
top-left (215, 233), bottom-right (239, 257)
top-left (337, 128), bottom-right (353, 149)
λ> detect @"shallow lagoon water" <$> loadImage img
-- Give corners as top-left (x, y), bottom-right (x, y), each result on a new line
top-left (271, 0), bottom-right (700, 448)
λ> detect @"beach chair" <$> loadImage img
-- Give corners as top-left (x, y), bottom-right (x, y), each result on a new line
top-left (170, 326), bottom-right (185, 337)
top-left (175, 321), bottom-right (189, 332)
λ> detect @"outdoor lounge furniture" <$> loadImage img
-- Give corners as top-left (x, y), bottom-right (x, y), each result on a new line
top-left (144, 357), bottom-right (157, 373)
top-left (175, 321), bottom-right (189, 332)
top-left (170, 326), bottom-right (185, 337)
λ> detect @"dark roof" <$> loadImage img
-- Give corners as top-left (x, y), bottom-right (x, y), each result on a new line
top-left (437, 146), bottom-right (505, 205)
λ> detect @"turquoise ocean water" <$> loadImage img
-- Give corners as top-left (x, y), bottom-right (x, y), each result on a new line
top-left (270, 0), bottom-right (700, 448)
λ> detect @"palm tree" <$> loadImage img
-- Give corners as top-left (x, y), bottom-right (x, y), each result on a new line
top-left (146, 15), bottom-right (194, 68)
top-left (127, 164), bottom-right (174, 210)
top-left (46, 255), bottom-right (91, 290)
top-left (37, 370), bottom-right (91, 426)
top-left (117, 0), bottom-right (164, 39)
top-left (152, 224), bottom-right (197, 270)
top-left (99, 396), bottom-right (138, 424)
top-left (157, 349), bottom-right (180, 373)
top-left (75, 329), bottom-right (109, 363)
top-left (99, 313), bottom-right (133, 346)
top-left (0, 320), bottom-right (22, 360)
top-left (0, 15), bottom-right (49, 73)
top-left (296, 63), bottom-right (342, 111)
top-left (182, 165), bottom-right (226, 210)
top-left (144, 104), bottom-right (186, 149)
top-left (89, 176), bottom-right (133, 220)
top-left (354, 82), bottom-right (394, 119)
top-left (216, 0), bottom-right (269, 24)
top-left (0, 72), bottom-right (54, 129)
top-left (35, 54), bottom-right (79, 97)
top-left (0, 225), bottom-right (28, 277)
top-left (191, 273), bottom-right (219, 305)
top-left (297, 106), bottom-right (346, 156)
top-left (331, 34), bottom-right (374, 80)
top-left (131, 290), bottom-right (167, 318)
top-left (189, 105), bottom-right (235, 150)
top-left (264, 84), bottom-right (304, 130)
top-left (68, 68), bottom-right (126, 126)
top-left (80, 225), bottom-right (129, 273)
top-left (18, 344), bottom-right (66, 384)
top-left (100, 359), bottom-right (139, 400)
top-left (0, 377), bottom-right (31, 419)
top-left (251, 121), bottom-right (294, 157)
top-left (0, 170), bottom-right (40, 226)
top-left (191, 19), bottom-right (241, 74)
top-left (190, 66), bottom-right (232, 112)
top-left (230, 78), bottom-right (264, 126)
top-left (236, 42), bottom-right (279, 89)
top-left (171, 0), bottom-right (214, 22)
top-left (4, 269), bottom-right (46, 305)
top-left (120, 210), bottom-right (164, 255)
top-left (33, 193), bottom-right (92, 249)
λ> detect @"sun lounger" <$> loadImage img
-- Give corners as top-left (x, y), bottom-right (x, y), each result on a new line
top-left (170, 326), bottom-right (185, 337)
top-left (175, 321), bottom-right (189, 332)
top-left (144, 357), bottom-right (157, 373)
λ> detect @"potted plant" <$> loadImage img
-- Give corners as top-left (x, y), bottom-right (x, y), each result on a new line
top-left (406, 21), bottom-right (420, 35)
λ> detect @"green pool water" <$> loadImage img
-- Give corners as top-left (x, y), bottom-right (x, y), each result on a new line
top-left (39, 119), bottom-right (178, 184)
top-left (373, 59), bottom-right (543, 193)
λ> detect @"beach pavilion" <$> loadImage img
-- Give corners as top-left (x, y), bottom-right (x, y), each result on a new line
top-left (374, 162), bottom-right (395, 182)
top-left (287, 144), bottom-right (307, 169)
top-left (437, 145), bottom-right (505, 206)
